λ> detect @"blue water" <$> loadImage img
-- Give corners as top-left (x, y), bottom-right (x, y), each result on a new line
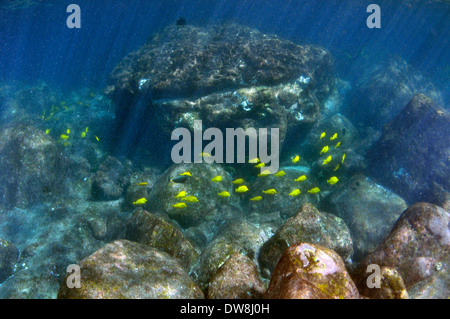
top-left (0, 0), bottom-right (448, 94)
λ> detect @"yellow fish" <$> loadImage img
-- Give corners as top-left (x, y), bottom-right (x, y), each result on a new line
top-left (295, 175), bottom-right (307, 182)
top-left (67, 129), bottom-right (70, 134)
top-left (320, 146), bottom-right (329, 154)
top-left (45, 129), bottom-right (50, 135)
top-left (320, 132), bottom-right (326, 139)
top-left (292, 155), bottom-right (300, 163)
top-left (330, 133), bottom-right (338, 140)
top-left (60, 134), bottom-right (69, 140)
top-left (342, 154), bottom-right (346, 164)
top-left (307, 187), bottom-right (321, 194)
top-left (289, 189), bottom-right (301, 197)
top-left (333, 164), bottom-right (340, 172)
top-left (250, 196), bottom-right (262, 201)
top-left (232, 178), bottom-right (244, 184)
top-left (263, 189), bottom-right (277, 195)
top-left (95, 136), bottom-right (100, 142)
top-left (182, 196), bottom-right (199, 203)
top-left (258, 169), bottom-right (271, 177)
top-left (322, 155), bottom-right (332, 166)
top-left (200, 152), bottom-right (211, 158)
top-left (180, 171), bottom-right (192, 176)
top-left (211, 175), bottom-right (223, 182)
top-left (335, 141), bottom-right (341, 149)
top-left (235, 185), bottom-right (249, 193)
top-left (85, 127), bottom-right (89, 133)
top-left (175, 191), bottom-right (187, 198)
top-left (274, 171), bottom-right (285, 177)
top-left (172, 202), bottom-right (187, 208)
top-left (217, 191), bottom-right (230, 197)
top-left (254, 162), bottom-right (265, 168)
top-left (81, 132), bottom-right (86, 138)
top-left (327, 176), bottom-right (339, 185)
top-left (133, 198), bottom-right (147, 205)
top-left (137, 182), bottom-right (148, 186)
top-left (248, 157), bottom-right (260, 164)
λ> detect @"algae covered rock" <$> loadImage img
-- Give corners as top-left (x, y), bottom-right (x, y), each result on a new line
top-left (352, 202), bottom-right (449, 299)
top-left (259, 203), bottom-right (353, 277)
top-left (147, 162), bottom-right (241, 228)
top-left (91, 156), bottom-right (132, 201)
top-left (0, 124), bottom-right (71, 209)
top-left (366, 94), bottom-right (450, 205)
top-left (125, 210), bottom-right (200, 271)
top-left (355, 266), bottom-right (408, 299)
top-left (264, 243), bottom-right (360, 299)
top-left (57, 240), bottom-right (204, 299)
top-left (323, 174), bottom-right (407, 261)
top-left (206, 252), bottom-right (266, 299)
top-left (0, 238), bottom-right (19, 283)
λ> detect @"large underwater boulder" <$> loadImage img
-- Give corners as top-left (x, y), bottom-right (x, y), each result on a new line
top-left (264, 243), bottom-right (360, 299)
top-left (366, 94), bottom-right (450, 205)
top-left (352, 202), bottom-right (449, 299)
top-left (57, 240), bottom-right (204, 299)
top-left (346, 56), bottom-right (443, 130)
top-left (106, 24), bottom-right (335, 154)
top-left (322, 174), bottom-right (407, 261)
top-left (0, 124), bottom-right (70, 209)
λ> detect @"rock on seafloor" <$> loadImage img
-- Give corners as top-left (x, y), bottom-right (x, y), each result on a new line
top-left (264, 243), bottom-right (360, 299)
top-left (0, 238), bottom-right (19, 283)
top-left (366, 94), bottom-right (450, 205)
top-left (0, 124), bottom-right (70, 209)
top-left (206, 252), bottom-right (266, 299)
top-left (259, 203), bottom-right (353, 278)
top-left (125, 210), bottom-right (200, 271)
top-left (322, 174), bottom-right (407, 261)
top-left (352, 202), bottom-right (449, 299)
top-left (57, 240), bottom-right (204, 299)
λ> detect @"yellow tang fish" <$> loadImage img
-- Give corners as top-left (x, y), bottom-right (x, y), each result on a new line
top-left (330, 133), bottom-right (338, 140)
top-left (289, 189), bottom-right (301, 197)
top-left (320, 146), bottom-right (329, 154)
top-left (333, 164), bottom-right (340, 172)
top-left (254, 162), bottom-right (265, 168)
top-left (295, 175), bottom-right (307, 182)
top-left (175, 191), bottom-right (187, 198)
top-left (250, 196), bottom-right (262, 201)
top-left (263, 189), bottom-right (277, 195)
top-left (67, 129), bottom-right (70, 134)
top-left (180, 171), bottom-right (192, 177)
top-left (81, 132), bottom-right (86, 138)
top-left (85, 127), bottom-right (89, 133)
top-left (45, 129), bottom-right (50, 135)
top-left (95, 136), bottom-right (100, 142)
top-left (334, 141), bottom-right (341, 149)
top-left (211, 175), bottom-right (223, 182)
top-left (60, 134), bottom-right (69, 140)
top-left (182, 196), bottom-right (199, 203)
top-left (307, 187), bottom-right (321, 194)
top-left (172, 202), bottom-right (187, 208)
top-left (342, 154), bottom-right (346, 164)
top-left (258, 169), bottom-right (271, 177)
top-left (274, 171), bottom-right (285, 177)
top-left (200, 152), bottom-right (211, 158)
top-left (320, 132), bottom-right (326, 139)
top-left (322, 155), bottom-right (332, 166)
top-left (232, 178), bottom-right (244, 184)
top-left (137, 182), bottom-right (148, 186)
top-left (327, 176), bottom-right (339, 185)
top-left (292, 155), bottom-right (300, 163)
top-left (235, 185), bottom-right (249, 193)
top-left (133, 198), bottom-right (147, 205)
top-left (248, 157), bottom-right (260, 164)
top-left (217, 191), bottom-right (230, 197)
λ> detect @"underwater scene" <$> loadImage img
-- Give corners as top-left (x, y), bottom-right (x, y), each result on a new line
top-left (0, 0), bottom-right (449, 300)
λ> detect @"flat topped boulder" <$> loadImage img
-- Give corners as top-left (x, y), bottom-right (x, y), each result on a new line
top-left (106, 24), bottom-right (334, 102)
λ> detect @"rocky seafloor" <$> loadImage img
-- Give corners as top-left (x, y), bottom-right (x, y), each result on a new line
top-left (0, 24), bottom-right (448, 299)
